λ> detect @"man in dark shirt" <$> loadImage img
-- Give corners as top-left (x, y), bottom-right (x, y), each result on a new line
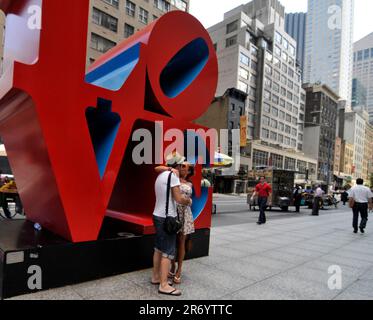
top-left (251, 176), bottom-right (272, 225)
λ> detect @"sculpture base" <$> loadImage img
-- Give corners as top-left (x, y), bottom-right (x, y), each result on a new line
top-left (0, 219), bottom-right (210, 299)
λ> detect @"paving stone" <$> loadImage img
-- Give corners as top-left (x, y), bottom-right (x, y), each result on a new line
top-left (343, 280), bottom-right (373, 297)
top-left (9, 207), bottom-right (373, 300)
top-left (9, 286), bottom-right (83, 300)
top-left (214, 259), bottom-right (279, 282)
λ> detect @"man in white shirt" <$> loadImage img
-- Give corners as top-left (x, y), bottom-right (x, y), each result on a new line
top-left (348, 178), bottom-right (373, 234)
top-left (151, 154), bottom-right (192, 297)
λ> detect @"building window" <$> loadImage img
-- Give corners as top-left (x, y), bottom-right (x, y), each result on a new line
top-left (250, 74), bottom-right (256, 84)
top-left (282, 63), bottom-right (287, 73)
top-left (275, 32), bottom-right (282, 44)
top-left (273, 82), bottom-right (280, 93)
top-left (285, 157), bottom-right (296, 170)
top-left (250, 46), bottom-right (258, 57)
top-left (271, 119), bottom-right (278, 129)
top-left (171, 0), bottom-right (187, 11)
top-left (126, 0), bottom-right (136, 17)
top-left (90, 33), bottom-right (116, 53)
top-left (154, 0), bottom-right (170, 12)
top-left (103, 0), bottom-right (119, 8)
top-left (240, 52), bottom-right (250, 66)
top-left (124, 23), bottom-right (135, 38)
top-left (262, 129), bottom-right (270, 139)
top-left (139, 7), bottom-right (149, 24)
top-left (364, 49), bottom-right (370, 59)
top-left (275, 46), bottom-right (281, 57)
top-left (273, 57), bottom-right (281, 68)
top-left (281, 87), bottom-right (286, 97)
top-left (92, 7), bottom-right (118, 32)
top-left (272, 107), bottom-right (279, 117)
top-left (272, 154), bottom-right (283, 169)
top-left (265, 64), bottom-right (272, 75)
top-left (283, 38), bottom-right (289, 50)
top-left (239, 67), bottom-right (249, 80)
top-left (284, 136), bottom-right (290, 146)
top-left (264, 77), bottom-right (272, 88)
top-left (238, 81), bottom-right (248, 93)
top-left (253, 150), bottom-right (269, 168)
top-left (251, 60), bottom-right (257, 71)
top-left (272, 94), bottom-right (279, 104)
top-left (278, 134), bottom-right (284, 143)
top-left (357, 50), bottom-right (363, 61)
top-left (249, 87), bottom-right (256, 97)
top-left (263, 102), bottom-right (270, 113)
top-left (281, 75), bottom-right (287, 85)
top-left (248, 99), bottom-right (255, 110)
top-left (287, 80), bottom-right (293, 90)
top-left (262, 116), bottom-right (270, 126)
top-left (265, 51), bottom-right (273, 62)
top-left (270, 131), bottom-right (277, 141)
top-left (274, 69), bottom-right (280, 81)
top-left (226, 20), bottom-right (238, 34)
top-left (297, 160), bottom-right (307, 173)
top-left (226, 35), bottom-right (237, 48)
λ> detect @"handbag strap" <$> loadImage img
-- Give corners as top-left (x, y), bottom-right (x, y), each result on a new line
top-left (165, 171), bottom-right (173, 218)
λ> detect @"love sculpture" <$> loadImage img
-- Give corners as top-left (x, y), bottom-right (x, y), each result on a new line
top-left (0, 0), bottom-right (218, 242)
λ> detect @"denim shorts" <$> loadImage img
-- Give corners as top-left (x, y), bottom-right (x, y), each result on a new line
top-left (153, 216), bottom-right (177, 260)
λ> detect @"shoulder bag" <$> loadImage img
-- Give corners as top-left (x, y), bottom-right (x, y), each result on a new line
top-left (164, 172), bottom-right (182, 235)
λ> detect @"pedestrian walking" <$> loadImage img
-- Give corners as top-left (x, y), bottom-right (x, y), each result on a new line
top-left (348, 178), bottom-right (373, 234)
top-left (251, 176), bottom-right (272, 225)
top-left (341, 187), bottom-right (349, 206)
top-left (293, 185), bottom-right (302, 213)
top-left (312, 185), bottom-right (324, 216)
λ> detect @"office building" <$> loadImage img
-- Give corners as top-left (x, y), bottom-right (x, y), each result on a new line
top-left (87, 0), bottom-right (189, 67)
top-left (207, 0), bottom-right (317, 181)
top-left (302, 83), bottom-right (339, 184)
top-left (351, 78), bottom-right (367, 109)
top-left (195, 88), bottom-right (249, 194)
top-left (304, 0), bottom-right (354, 104)
top-left (285, 12), bottom-right (306, 78)
top-left (344, 109), bottom-right (367, 180)
top-left (353, 32), bottom-right (373, 123)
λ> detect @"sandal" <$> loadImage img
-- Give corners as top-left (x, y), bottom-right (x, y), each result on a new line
top-left (158, 288), bottom-right (182, 296)
top-left (168, 271), bottom-right (175, 279)
top-left (173, 276), bottom-right (181, 284)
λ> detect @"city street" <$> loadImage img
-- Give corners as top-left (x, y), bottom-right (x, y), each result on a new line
top-left (7, 197), bottom-right (373, 300)
top-left (212, 194), bottom-right (313, 227)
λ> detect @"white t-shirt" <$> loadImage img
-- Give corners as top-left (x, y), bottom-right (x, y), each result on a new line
top-left (153, 171), bottom-right (181, 218)
top-left (348, 185), bottom-right (373, 203)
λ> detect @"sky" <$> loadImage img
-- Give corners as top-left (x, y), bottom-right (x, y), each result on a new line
top-left (189, 0), bottom-right (372, 43)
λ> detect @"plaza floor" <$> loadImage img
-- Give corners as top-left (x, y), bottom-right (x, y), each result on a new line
top-left (8, 206), bottom-right (373, 300)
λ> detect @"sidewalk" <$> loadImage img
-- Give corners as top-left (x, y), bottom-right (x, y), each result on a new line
top-left (9, 207), bottom-right (373, 300)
